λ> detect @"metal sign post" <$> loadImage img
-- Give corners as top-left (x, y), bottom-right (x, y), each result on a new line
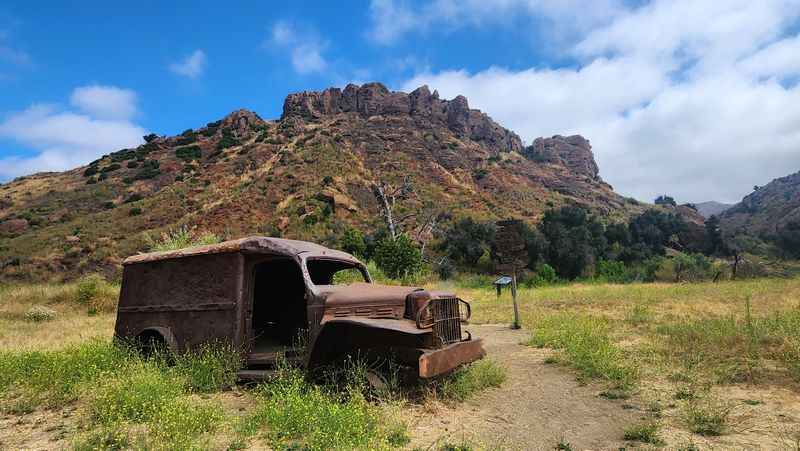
top-left (495, 219), bottom-right (526, 330)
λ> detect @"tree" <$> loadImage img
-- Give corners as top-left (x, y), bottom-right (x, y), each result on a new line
top-left (340, 227), bottom-right (367, 258)
top-left (778, 221), bottom-right (800, 258)
top-left (440, 218), bottom-right (496, 267)
top-left (627, 209), bottom-right (688, 258)
top-left (654, 195), bottom-right (677, 207)
top-left (374, 234), bottom-right (422, 279)
top-left (372, 177), bottom-right (415, 240)
top-left (704, 215), bottom-right (725, 255)
top-left (538, 206), bottom-right (604, 279)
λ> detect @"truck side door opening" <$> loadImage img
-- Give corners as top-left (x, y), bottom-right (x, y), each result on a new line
top-left (251, 259), bottom-right (307, 352)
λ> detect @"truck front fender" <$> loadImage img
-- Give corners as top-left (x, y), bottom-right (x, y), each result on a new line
top-left (306, 317), bottom-right (428, 369)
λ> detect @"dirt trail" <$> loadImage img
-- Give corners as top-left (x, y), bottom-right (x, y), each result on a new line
top-left (408, 324), bottom-right (640, 450)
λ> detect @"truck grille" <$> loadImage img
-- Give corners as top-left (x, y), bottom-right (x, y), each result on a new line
top-left (431, 297), bottom-right (463, 346)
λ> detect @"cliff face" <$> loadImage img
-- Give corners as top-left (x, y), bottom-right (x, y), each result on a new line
top-left (0, 83), bottom-right (638, 281)
top-left (721, 170), bottom-right (800, 237)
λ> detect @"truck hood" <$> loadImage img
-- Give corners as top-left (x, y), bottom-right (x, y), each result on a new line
top-left (318, 282), bottom-right (425, 308)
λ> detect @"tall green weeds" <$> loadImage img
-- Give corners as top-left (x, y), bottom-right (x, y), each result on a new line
top-left (527, 313), bottom-right (637, 389)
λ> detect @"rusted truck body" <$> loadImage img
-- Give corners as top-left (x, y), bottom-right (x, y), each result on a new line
top-left (114, 236), bottom-right (484, 379)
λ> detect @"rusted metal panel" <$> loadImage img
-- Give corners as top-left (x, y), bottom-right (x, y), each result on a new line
top-left (123, 236), bottom-right (359, 265)
top-left (115, 252), bottom-right (240, 351)
top-left (418, 339), bottom-right (486, 378)
top-left (117, 302), bottom-right (236, 313)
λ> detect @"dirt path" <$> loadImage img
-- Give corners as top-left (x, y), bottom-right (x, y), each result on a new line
top-left (407, 324), bottom-right (641, 450)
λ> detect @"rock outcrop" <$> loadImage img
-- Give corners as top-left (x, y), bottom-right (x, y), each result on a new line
top-left (524, 135), bottom-right (601, 181)
top-left (282, 83), bottom-right (523, 153)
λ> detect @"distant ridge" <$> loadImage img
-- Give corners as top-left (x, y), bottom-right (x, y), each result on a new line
top-left (695, 201), bottom-right (733, 219)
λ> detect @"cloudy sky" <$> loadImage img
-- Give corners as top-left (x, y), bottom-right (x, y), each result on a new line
top-left (1, 1), bottom-right (799, 204)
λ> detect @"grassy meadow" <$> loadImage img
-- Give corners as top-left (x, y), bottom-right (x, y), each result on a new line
top-left (453, 276), bottom-right (800, 446)
top-left (2, 275), bottom-right (800, 448)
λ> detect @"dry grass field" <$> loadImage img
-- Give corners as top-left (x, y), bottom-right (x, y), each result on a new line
top-left (2, 276), bottom-right (800, 449)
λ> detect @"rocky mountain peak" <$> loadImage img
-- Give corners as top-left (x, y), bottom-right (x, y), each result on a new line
top-left (281, 82), bottom-right (523, 153)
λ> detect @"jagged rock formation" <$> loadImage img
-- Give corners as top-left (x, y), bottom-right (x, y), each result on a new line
top-left (0, 83), bottom-right (639, 281)
top-left (721, 170), bottom-right (800, 237)
top-left (282, 83), bottom-right (523, 153)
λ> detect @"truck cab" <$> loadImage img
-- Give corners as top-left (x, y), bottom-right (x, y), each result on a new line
top-left (114, 236), bottom-right (484, 380)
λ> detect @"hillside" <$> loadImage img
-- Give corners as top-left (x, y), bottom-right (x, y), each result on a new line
top-left (0, 82), bottom-right (641, 281)
top-left (721, 170), bottom-right (800, 238)
top-left (695, 201), bottom-right (732, 219)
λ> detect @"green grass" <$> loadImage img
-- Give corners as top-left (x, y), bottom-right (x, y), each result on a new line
top-left (0, 340), bottom-right (134, 408)
top-left (527, 313), bottom-right (637, 389)
top-left (434, 359), bottom-right (507, 402)
top-left (1, 341), bottom-right (236, 449)
top-left (174, 341), bottom-right (243, 392)
top-left (682, 398), bottom-right (736, 436)
top-left (623, 420), bottom-right (663, 445)
top-left (144, 225), bottom-right (221, 252)
top-left (239, 365), bottom-right (403, 450)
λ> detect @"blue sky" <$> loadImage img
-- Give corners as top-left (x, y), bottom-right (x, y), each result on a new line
top-left (2, 0), bottom-right (800, 203)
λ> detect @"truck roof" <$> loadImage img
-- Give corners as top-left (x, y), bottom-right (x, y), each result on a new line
top-left (123, 236), bottom-right (359, 265)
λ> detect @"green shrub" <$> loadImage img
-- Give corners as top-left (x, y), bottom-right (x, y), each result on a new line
top-left (134, 160), bottom-right (161, 180)
top-left (374, 234), bottom-right (422, 279)
top-left (529, 263), bottom-right (558, 287)
top-left (175, 145), bottom-right (202, 160)
top-left (682, 398), bottom-right (735, 436)
top-left (340, 227), bottom-right (366, 258)
top-left (77, 274), bottom-right (103, 304)
top-left (596, 259), bottom-right (630, 283)
top-left (110, 149), bottom-right (136, 162)
top-left (129, 207), bottom-right (142, 216)
top-left (24, 305), bottom-right (56, 322)
top-left (83, 165), bottom-right (98, 177)
top-left (655, 253), bottom-right (714, 282)
top-left (101, 163), bottom-right (121, 173)
top-left (623, 420), bottom-right (663, 444)
top-left (217, 129), bottom-right (238, 150)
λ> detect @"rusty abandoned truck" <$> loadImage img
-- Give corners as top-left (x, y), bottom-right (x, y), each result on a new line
top-left (114, 236), bottom-right (485, 380)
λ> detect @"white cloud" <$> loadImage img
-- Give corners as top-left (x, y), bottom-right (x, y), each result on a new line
top-left (367, 0), bottom-right (623, 45)
top-left (0, 86), bottom-right (146, 180)
top-left (70, 85), bottom-right (138, 120)
top-left (402, 0), bottom-right (800, 203)
top-left (268, 21), bottom-right (327, 74)
top-left (169, 49), bottom-right (207, 79)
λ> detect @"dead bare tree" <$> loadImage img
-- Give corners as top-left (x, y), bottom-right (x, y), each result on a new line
top-left (372, 176), bottom-right (415, 240)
